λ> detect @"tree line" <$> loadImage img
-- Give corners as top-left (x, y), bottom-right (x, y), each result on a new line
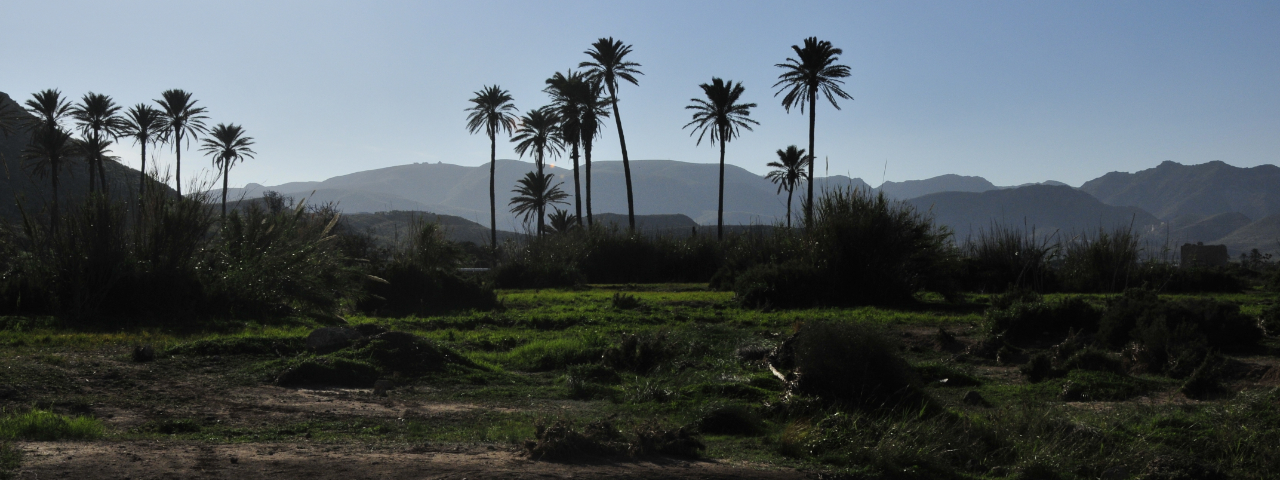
top-left (0, 89), bottom-right (255, 228)
top-left (468, 36), bottom-right (852, 245)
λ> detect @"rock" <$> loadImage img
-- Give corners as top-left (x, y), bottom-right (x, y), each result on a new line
top-left (962, 390), bottom-right (990, 407)
top-left (305, 327), bottom-right (362, 354)
top-left (132, 345), bottom-right (155, 363)
top-left (373, 379), bottom-right (393, 396)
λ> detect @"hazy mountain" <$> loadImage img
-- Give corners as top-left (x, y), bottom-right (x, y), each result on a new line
top-left (1167, 212), bottom-right (1253, 245)
top-left (906, 184), bottom-right (1161, 241)
top-left (337, 210), bottom-right (523, 246)
top-left (877, 174), bottom-right (997, 199)
top-left (1210, 214), bottom-right (1280, 255)
top-left (226, 159), bottom-right (874, 227)
top-left (1080, 160), bottom-right (1280, 220)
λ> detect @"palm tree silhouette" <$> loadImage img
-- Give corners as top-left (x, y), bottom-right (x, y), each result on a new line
top-left (122, 104), bottom-right (166, 198)
top-left (200, 123), bottom-right (256, 219)
top-left (156, 89), bottom-right (209, 198)
top-left (465, 85), bottom-right (519, 249)
top-left (509, 171), bottom-right (569, 236)
top-left (581, 37), bottom-right (643, 232)
top-left (22, 89), bottom-right (76, 232)
top-left (71, 93), bottom-right (126, 194)
top-left (683, 78), bottom-right (758, 240)
top-left (577, 78), bottom-right (610, 228)
top-left (511, 107), bottom-right (564, 236)
top-left (546, 206), bottom-right (578, 234)
top-left (545, 71), bottom-right (587, 226)
top-left (773, 37), bottom-right (852, 227)
top-left (766, 145), bottom-right (811, 228)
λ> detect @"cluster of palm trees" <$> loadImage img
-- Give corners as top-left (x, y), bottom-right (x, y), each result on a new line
top-left (2, 88), bottom-right (256, 229)
top-left (467, 36), bottom-right (851, 245)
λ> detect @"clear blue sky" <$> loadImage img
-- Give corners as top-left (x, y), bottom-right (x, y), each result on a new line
top-left (3, 0), bottom-right (1277, 188)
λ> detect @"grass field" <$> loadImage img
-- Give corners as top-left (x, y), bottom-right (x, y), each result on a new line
top-left (0, 285), bottom-right (1276, 479)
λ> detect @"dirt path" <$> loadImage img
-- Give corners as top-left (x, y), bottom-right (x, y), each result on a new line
top-left (16, 441), bottom-right (808, 480)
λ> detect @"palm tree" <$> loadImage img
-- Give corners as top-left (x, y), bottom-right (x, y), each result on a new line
top-left (465, 85), bottom-right (519, 249)
top-left (576, 78), bottom-right (610, 228)
top-left (544, 71), bottom-right (586, 225)
top-left (581, 37), bottom-right (643, 231)
top-left (546, 206), bottom-right (579, 234)
top-left (200, 123), bottom-right (256, 219)
top-left (155, 89), bottom-right (209, 197)
top-left (71, 93), bottom-right (126, 194)
top-left (684, 78), bottom-right (758, 240)
top-left (22, 89), bottom-right (76, 232)
top-left (773, 37), bottom-right (852, 227)
top-left (766, 145), bottom-right (811, 228)
top-left (511, 107), bottom-right (563, 236)
top-left (122, 104), bottom-right (166, 198)
top-left (509, 171), bottom-right (569, 237)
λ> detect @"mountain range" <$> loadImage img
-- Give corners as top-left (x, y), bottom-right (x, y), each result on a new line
top-left (3, 88), bottom-right (1279, 255)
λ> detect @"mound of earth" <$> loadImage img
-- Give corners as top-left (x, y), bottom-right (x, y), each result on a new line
top-left (277, 329), bottom-right (481, 388)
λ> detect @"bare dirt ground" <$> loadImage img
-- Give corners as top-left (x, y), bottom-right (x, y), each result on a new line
top-left (16, 441), bottom-right (808, 480)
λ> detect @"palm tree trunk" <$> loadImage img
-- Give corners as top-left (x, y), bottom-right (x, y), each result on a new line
top-left (584, 136), bottom-right (593, 228)
top-left (536, 148), bottom-right (545, 237)
top-left (806, 90), bottom-right (816, 229)
top-left (717, 135), bottom-right (725, 241)
top-left (97, 155), bottom-right (108, 196)
top-left (489, 131), bottom-right (497, 250)
top-left (221, 162), bottom-right (229, 220)
top-left (51, 163), bottom-right (60, 235)
top-left (175, 132), bottom-right (183, 197)
top-left (571, 142), bottom-right (582, 226)
top-left (139, 142), bottom-right (147, 207)
top-left (88, 152), bottom-right (97, 194)
top-left (786, 186), bottom-right (793, 228)
top-left (608, 86), bottom-right (636, 232)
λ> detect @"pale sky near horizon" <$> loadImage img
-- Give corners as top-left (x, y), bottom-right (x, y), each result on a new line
top-left (3, 1), bottom-right (1277, 189)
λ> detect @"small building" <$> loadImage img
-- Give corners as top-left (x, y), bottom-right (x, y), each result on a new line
top-left (1181, 242), bottom-right (1229, 268)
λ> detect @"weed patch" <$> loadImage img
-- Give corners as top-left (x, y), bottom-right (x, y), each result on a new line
top-left (0, 409), bottom-right (104, 441)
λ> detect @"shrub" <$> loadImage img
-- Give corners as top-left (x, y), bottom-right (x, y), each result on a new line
top-left (602, 331), bottom-right (671, 373)
top-left (769, 321), bottom-right (926, 410)
top-left (734, 188), bottom-right (957, 308)
top-left (986, 296), bottom-right (1102, 344)
top-left (1059, 226), bottom-right (1142, 293)
top-left (1180, 354), bottom-right (1228, 400)
top-left (1099, 291), bottom-right (1261, 377)
top-left (359, 264), bottom-right (496, 316)
top-left (959, 221), bottom-right (1060, 293)
top-left (1260, 304), bottom-right (1280, 336)
top-left (1061, 348), bottom-right (1124, 374)
top-left (697, 404), bottom-right (763, 436)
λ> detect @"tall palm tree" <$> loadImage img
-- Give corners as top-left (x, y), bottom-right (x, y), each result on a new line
top-left (71, 93), bottom-right (126, 194)
top-left (465, 85), bottom-right (519, 249)
top-left (766, 145), bottom-right (810, 228)
top-left (511, 107), bottom-right (563, 236)
top-left (122, 104), bottom-right (166, 198)
top-left (773, 37), bottom-right (852, 227)
top-left (684, 78), bottom-right (758, 240)
top-left (509, 171), bottom-right (569, 237)
top-left (581, 37), bottom-right (643, 231)
top-left (156, 89), bottom-right (209, 197)
top-left (577, 78), bottom-right (610, 228)
top-left (22, 89), bottom-right (76, 232)
top-left (200, 123), bottom-right (256, 219)
top-left (544, 71), bottom-right (586, 225)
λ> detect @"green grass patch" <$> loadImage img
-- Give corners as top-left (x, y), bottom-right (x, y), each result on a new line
top-left (0, 409), bottom-right (104, 441)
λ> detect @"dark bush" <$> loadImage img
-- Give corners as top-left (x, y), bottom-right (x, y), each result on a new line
top-left (1180, 354), bottom-right (1228, 400)
top-left (769, 321), bottom-right (926, 410)
top-left (602, 331), bottom-right (670, 373)
top-left (733, 188), bottom-right (957, 308)
top-left (275, 357), bottom-right (379, 387)
top-left (1260, 304), bottom-right (1280, 336)
top-left (338, 331), bottom-right (478, 375)
top-left (958, 221), bottom-right (1060, 293)
top-left (525, 420), bottom-right (625, 460)
top-left (1058, 226), bottom-right (1142, 293)
top-left (1102, 292), bottom-right (1260, 377)
top-left (1061, 348), bottom-right (1124, 374)
top-left (986, 296), bottom-right (1102, 344)
top-left (359, 264), bottom-right (496, 316)
top-left (492, 259), bottom-right (583, 289)
top-left (1020, 353), bottom-right (1059, 383)
top-left (697, 405), bottom-right (763, 436)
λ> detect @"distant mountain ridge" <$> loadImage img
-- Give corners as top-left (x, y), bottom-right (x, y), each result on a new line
top-left (906, 185), bottom-right (1161, 241)
top-left (1081, 160), bottom-right (1280, 220)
